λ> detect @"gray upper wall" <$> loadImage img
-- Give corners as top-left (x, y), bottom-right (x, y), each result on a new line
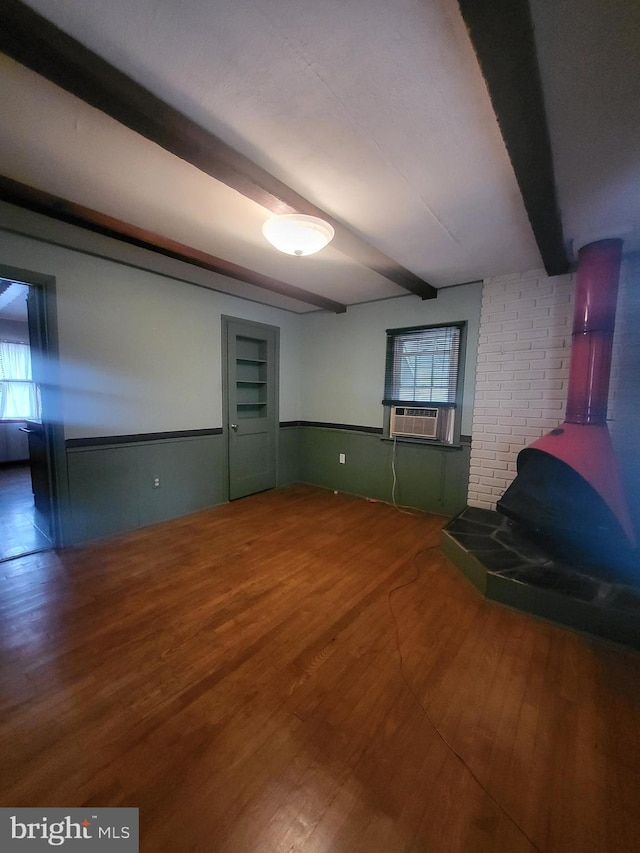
top-left (0, 206), bottom-right (482, 441)
top-left (298, 284), bottom-right (482, 434)
top-left (0, 228), bottom-right (301, 439)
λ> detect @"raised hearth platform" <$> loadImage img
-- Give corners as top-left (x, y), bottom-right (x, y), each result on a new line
top-left (441, 506), bottom-right (640, 650)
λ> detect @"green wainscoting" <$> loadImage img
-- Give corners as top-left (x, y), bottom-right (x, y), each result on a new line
top-left (277, 424), bottom-right (301, 487)
top-left (65, 424), bottom-right (470, 545)
top-left (66, 432), bottom-right (226, 544)
top-left (292, 424), bottom-right (470, 517)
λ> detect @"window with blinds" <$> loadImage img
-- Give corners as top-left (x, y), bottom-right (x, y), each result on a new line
top-left (384, 324), bottom-right (462, 405)
top-left (383, 323), bottom-right (463, 443)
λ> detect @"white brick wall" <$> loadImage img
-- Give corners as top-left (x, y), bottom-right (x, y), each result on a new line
top-left (467, 269), bottom-right (575, 510)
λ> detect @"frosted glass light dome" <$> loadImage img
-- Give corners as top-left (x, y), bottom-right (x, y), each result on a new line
top-left (262, 214), bottom-right (335, 256)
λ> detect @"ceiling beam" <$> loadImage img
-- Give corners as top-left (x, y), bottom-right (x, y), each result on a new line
top-left (0, 175), bottom-right (347, 313)
top-left (457, 0), bottom-right (569, 276)
top-left (0, 0), bottom-right (437, 300)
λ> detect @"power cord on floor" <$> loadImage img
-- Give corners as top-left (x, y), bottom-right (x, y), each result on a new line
top-left (387, 547), bottom-right (543, 853)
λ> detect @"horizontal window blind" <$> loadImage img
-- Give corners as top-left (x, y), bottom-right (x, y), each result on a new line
top-left (383, 324), bottom-right (461, 406)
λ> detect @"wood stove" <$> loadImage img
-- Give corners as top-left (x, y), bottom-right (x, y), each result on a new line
top-left (497, 239), bottom-right (638, 582)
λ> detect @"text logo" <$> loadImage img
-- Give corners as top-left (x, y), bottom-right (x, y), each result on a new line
top-left (1, 809), bottom-right (138, 851)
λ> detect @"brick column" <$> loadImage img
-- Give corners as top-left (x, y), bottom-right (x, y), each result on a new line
top-left (467, 269), bottom-right (574, 509)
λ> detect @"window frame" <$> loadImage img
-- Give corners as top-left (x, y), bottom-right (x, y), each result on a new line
top-left (382, 321), bottom-right (466, 445)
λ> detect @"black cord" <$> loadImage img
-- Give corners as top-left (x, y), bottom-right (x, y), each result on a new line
top-left (387, 547), bottom-right (543, 853)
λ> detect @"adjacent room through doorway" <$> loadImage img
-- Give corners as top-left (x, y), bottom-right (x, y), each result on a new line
top-left (0, 278), bottom-right (51, 561)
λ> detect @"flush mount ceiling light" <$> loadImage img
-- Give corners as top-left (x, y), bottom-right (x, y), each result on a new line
top-left (262, 214), bottom-right (335, 257)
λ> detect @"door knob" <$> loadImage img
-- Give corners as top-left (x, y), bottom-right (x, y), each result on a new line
top-left (230, 423), bottom-right (238, 431)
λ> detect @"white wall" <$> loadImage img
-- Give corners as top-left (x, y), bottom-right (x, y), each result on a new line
top-left (468, 261), bottom-right (639, 532)
top-left (0, 230), bottom-right (301, 439)
top-left (298, 283), bottom-right (482, 433)
top-left (0, 219), bottom-right (482, 448)
top-left (467, 268), bottom-right (575, 509)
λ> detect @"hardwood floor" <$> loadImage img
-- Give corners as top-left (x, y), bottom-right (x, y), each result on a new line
top-left (0, 484), bottom-right (638, 852)
top-left (0, 462), bottom-right (50, 561)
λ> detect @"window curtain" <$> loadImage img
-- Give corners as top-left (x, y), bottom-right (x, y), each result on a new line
top-left (0, 341), bottom-right (40, 420)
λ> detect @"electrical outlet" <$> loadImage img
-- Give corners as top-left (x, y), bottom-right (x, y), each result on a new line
top-left (339, 453), bottom-right (346, 464)
top-left (153, 477), bottom-right (160, 488)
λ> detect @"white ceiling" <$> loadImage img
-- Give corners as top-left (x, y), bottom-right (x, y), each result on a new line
top-left (530, 0), bottom-right (640, 258)
top-left (0, 0), bottom-right (638, 312)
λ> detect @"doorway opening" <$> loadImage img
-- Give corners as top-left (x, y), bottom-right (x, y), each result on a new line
top-left (0, 266), bottom-right (63, 562)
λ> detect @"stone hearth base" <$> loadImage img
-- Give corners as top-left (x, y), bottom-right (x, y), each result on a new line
top-left (441, 507), bottom-right (640, 650)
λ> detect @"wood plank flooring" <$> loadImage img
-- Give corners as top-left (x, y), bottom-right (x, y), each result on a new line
top-left (0, 484), bottom-right (639, 852)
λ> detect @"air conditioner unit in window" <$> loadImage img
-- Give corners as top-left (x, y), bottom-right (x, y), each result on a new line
top-left (390, 406), bottom-right (440, 439)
